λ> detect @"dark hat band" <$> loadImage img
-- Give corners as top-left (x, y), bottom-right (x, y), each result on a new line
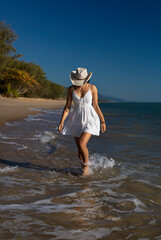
top-left (74, 74), bottom-right (88, 80)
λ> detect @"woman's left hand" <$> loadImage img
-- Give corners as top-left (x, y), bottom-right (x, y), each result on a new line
top-left (58, 122), bottom-right (64, 132)
top-left (101, 122), bottom-right (106, 133)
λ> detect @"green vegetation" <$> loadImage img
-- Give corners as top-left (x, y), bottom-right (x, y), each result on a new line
top-left (0, 20), bottom-right (65, 99)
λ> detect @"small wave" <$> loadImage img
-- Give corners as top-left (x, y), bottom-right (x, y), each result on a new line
top-left (28, 118), bottom-right (43, 121)
top-left (102, 193), bottom-right (147, 213)
top-left (28, 108), bottom-right (44, 111)
top-left (88, 153), bottom-right (115, 174)
top-left (0, 133), bottom-right (17, 140)
top-left (1, 141), bottom-right (27, 151)
top-left (1, 141), bottom-right (19, 145)
top-left (5, 122), bottom-right (20, 126)
top-left (135, 179), bottom-right (161, 189)
top-left (132, 198), bottom-right (147, 212)
top-left (25, 115), bottom-right (43, 122)
top-left (48, 110), bottom-right (63, 115)
top-left (0, 133), bottom-right (10, 139)
top-left (35, 131), bottom-right (56, 144)
top-left (17, 145), bottom-right (27, 151)
top-left (0, 166), bottom-right (18, 173)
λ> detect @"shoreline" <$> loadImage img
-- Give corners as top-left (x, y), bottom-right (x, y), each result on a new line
top-left (0, 97), bottom-right (66, 127)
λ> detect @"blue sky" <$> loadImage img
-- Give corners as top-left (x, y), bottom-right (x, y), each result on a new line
top-left (1, 0), bottom-right (161, 102)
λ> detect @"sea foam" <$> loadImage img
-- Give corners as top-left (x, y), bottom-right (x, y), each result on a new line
top-left (35, 131), bottom-right (56, 144)
top-left (0, 166), bottom-right (18, 174)
top-left (5, 122), bottom-right (20, 126)
top-left (88, 153), bottom-right (115, 174)
top-left (0, 133), bottom-right (9, 139)
top-left (0, 133), bottom-right (17, 140)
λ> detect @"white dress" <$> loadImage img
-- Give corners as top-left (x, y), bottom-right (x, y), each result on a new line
top-left (62, 85), bottom-right (100, 137)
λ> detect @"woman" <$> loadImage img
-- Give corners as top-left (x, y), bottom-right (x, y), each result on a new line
top-left (58, 68), bottom-right (106, 176)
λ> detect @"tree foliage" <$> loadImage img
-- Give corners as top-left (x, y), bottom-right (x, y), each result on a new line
top-left (0, 20), bottom-right (65, 99)
top-left (0, 21), bottom-right (19, 76)
top-left (1, 67), bottom-right (39, 97)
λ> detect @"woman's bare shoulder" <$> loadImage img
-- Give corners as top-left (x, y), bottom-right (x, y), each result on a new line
top-left (90, 84), bottom-right (97, 93)
top-left (68, 85), bottom-right (75, 93)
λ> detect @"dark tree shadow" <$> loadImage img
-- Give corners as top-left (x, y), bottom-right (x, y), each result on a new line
top-left (0, 159), bottom-right (82, 177)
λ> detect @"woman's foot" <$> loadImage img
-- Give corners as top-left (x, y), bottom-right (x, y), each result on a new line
top-left (80, 161), bottom-right (89, 176)
top-left (82, 165), bottom-right (89, 176)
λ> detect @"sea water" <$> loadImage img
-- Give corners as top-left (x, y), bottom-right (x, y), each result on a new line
top-left (0, 103), bottom-right (161, 239)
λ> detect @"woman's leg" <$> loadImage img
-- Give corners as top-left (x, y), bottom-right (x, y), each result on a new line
top-left (74, 137), bottom-right (83, 164)
top-left (75, 132), bottom-right (92, 176)
top-left (79, 132), bottom-right (92, 165)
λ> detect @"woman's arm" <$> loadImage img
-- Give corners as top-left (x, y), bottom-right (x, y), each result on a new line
top-left (92, 85), bottom-right (106, 133)
top-left (58, 86), bottom-right (73, 132)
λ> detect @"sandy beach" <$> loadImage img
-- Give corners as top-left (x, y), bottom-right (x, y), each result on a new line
top-left (0, 96), bottom-right (66, 127)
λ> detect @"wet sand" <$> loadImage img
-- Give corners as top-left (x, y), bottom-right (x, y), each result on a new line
top-left (0, 96), bottom-right (66, 127)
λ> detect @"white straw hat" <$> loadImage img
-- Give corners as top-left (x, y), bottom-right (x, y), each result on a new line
top-left (70, 68), bottom-right (92, 86)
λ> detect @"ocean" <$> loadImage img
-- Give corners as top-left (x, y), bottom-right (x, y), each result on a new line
top-left (0, 102), bottom-right (161, 239)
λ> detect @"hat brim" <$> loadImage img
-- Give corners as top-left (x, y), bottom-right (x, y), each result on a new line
top-left (70, 72), bottom-right (92, 86)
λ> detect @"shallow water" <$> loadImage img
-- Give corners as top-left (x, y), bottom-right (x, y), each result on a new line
top-left (0, 103), bottom-right (161, 239)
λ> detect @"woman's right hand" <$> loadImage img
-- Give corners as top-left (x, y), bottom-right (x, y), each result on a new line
top-left (58, 122), bottom-right (64, 132)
